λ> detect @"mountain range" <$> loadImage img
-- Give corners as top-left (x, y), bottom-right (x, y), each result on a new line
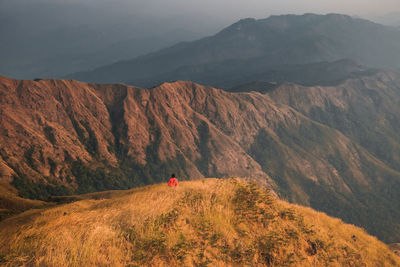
top-left (68, 13), bottom-right (400, 88)
top-left (1, 69), bottom-right (400, 243)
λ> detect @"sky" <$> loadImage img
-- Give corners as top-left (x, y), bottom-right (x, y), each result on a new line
top-left (2, 0), bottom-right (400, 22)
top-left (1, 0), bottom-right (399, 36)
top-left (125, 0), bottom-right (400, 19)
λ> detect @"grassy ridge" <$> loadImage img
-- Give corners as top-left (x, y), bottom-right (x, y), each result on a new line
top-left (0, 180), bottom-right (50, 220)
top-left (0, 178), bottom-right (398, 266)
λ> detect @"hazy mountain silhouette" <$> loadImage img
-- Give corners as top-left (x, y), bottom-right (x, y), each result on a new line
top-left (69, 14), bottom-right (400, 87)
top-left (0, 1), bottom-right (222, 79)
top-left (137, 58), bottom-right (377, 90)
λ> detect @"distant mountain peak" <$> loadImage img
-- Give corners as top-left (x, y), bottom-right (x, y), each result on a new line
top-left (234, 17), bottom-right (257, 26)
top-left (68, 13), bottom-right (400, 88)
top-left (218, 17), bottom-right (257, 34)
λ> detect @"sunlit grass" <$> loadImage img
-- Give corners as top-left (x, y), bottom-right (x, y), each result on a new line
top-left (0, 178), bottom-right (398, 266)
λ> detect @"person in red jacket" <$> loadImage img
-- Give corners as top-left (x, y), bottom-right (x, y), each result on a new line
top-left (168, 173), bottom-right (178, 187)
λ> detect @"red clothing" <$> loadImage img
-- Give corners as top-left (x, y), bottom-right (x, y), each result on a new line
top-left (168, 177), bottom-right (178, 187)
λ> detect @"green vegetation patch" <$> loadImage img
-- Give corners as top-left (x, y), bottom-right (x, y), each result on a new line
top-left (11, 173), bottom-right (72, 201)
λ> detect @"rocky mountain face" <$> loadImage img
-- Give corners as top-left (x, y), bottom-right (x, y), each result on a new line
top-left (68, 14), bottom-right (400, 88)
top-left (1, 72), bottom-right (400, 242)
top-left (0, 75), bottom-right (275, 196)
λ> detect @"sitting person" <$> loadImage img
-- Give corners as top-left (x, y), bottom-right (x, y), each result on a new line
top-left (168, 173), bottom-right (178, 187)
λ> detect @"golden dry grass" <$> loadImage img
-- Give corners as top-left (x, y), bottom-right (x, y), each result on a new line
top-left (0, 178), bottom-right (398, 266)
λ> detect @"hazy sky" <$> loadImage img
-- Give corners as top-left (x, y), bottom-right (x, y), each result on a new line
top-left (1, 1), bottom-right (399, 36)
top-left (2, 0), bottom-right (400, 21)
top-left (123, 0), bottom-right (400, 18)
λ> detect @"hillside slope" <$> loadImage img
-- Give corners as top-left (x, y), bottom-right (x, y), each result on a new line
top-left (0, 75), bottom-right (275, 195)
top-left (0, 180), bottom-right (49, 220)
top-left (0, 179), bottom-right (398, 266)
top-left (68, 14), bottom-right (400, 87)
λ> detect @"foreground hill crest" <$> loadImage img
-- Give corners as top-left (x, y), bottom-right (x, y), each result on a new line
top-left (0, 179), bottom-right (398, 266)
